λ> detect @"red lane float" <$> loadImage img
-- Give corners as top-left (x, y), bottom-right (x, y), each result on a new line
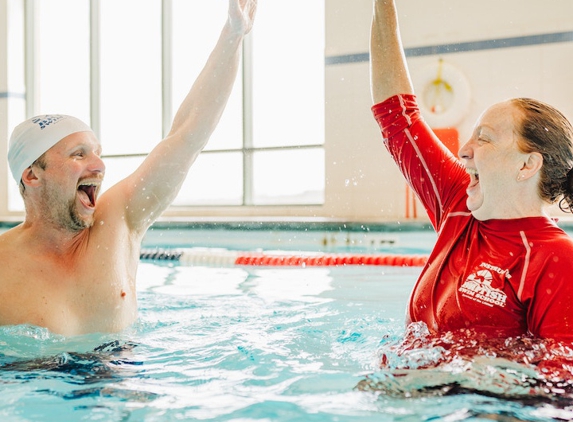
top-left (233, 252), bottom-right (428, 267)
top-left (140, 248), bottom-right (429, 267)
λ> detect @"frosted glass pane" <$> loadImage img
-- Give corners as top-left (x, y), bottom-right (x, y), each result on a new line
top-left (100, 156), bottom-right (145, 194)
top-left (7, 98), bottom-right (26, 212)
top-left (173, 152), bottom-right (243, 206)
top-left (171, 0), bottom-right (242, 151)
top-left (252, 1), bottom-right (325, 148)
top-left (99, 0), bottom-right (162, 155)
top-left (100, 154), bottom-right (243, 206)
top-left (252, 148), bottom-right (325, 205)
top-left (37, 0), bottom-right (90, 122)
top-left (8, 174), bottom-right (24, 212)
top-left (7, 0), bottom-right (25, 94)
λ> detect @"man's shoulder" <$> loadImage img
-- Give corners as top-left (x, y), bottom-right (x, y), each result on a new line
top-left (0, 225), bottom-right (22, 255)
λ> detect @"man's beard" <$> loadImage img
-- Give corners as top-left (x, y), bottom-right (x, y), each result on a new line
top-left (65, 198), bottom-right (93, 232)
top-left (41, 185), bottom-right (94, 232)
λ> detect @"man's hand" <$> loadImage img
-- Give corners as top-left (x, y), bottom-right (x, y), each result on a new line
top-left (228, 0), bottom-right (257, 36)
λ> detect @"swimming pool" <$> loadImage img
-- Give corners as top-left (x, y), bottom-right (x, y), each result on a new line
top-left (2, 222), bottom-right (573, 421)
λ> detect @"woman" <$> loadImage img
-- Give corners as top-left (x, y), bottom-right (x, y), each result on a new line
top-left (370, 0), bottom-right (573, 341)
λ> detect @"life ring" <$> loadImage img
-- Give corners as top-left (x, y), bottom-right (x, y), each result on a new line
top-left (412, 60), bottom-right (471, 128)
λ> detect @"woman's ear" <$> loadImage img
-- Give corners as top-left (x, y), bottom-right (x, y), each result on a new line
top-left (517, 152), bottom-right (543, 181)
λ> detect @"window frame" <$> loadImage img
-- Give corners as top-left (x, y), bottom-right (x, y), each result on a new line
top-left (7, 0), bottom-right (325, 214)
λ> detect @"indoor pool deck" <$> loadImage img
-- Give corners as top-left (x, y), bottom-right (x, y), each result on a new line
top-left (140, 220), bottom-right (439, 255)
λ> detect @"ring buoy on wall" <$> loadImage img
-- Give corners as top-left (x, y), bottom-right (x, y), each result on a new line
top-left (412, 59), bottom-right (471, 128)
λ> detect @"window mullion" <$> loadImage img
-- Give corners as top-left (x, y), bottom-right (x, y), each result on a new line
top-left (242, 32), bottom-right (254, 206)
top-left (24, 0), bottom-right (37, 117)
top-left (161, 0), bottom-right (173, 138)
top-left (89, 0), bottom-right (101, 137)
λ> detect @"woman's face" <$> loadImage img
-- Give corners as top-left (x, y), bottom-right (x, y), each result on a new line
top-left (458, 101), bottom-right (538, 220)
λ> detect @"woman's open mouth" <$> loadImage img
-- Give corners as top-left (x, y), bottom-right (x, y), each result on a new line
top-left (466, 168), bottom-right (479, 188)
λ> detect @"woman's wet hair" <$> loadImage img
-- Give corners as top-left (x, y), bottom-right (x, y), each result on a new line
top-left (511, 98), bottom-right (573, 213)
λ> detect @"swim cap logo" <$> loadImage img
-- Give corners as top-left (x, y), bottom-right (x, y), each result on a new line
top-left (32, 115), bottom-right (64, 130)
top-left (458, 266), bottom-right (508, 308)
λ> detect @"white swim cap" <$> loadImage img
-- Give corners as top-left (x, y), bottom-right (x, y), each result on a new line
top-left (8, 114), bottom-right (94, 183)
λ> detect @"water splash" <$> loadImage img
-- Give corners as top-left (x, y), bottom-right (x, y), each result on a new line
top-left (358, 322), bottom-right (573, 408)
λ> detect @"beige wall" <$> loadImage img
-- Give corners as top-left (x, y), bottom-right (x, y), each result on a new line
top-left (323, 0), bottom-right (573, 222)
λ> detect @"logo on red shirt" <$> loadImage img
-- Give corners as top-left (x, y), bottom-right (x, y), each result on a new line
top-left (459, 266), bottom-right (508, 308)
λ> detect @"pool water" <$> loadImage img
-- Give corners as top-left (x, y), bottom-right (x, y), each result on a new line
top-left (2, 225), bottom-right (573, 421)
top-left (2, 263), bottom-right (573, 421)
top-left (1, 264), bottom-right (419, 421)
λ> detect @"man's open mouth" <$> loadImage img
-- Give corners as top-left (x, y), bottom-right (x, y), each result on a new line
top-left (77, 182), bottom-right (98, 207)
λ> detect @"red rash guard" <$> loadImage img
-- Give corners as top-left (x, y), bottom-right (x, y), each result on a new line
top-left (372, 94), bottom-right (573, 341)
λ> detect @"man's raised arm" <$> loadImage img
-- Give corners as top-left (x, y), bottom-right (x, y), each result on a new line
top-left (370, 0), bottom-right (414, 105)
top-left (112, 0), bottom-right (256, 232)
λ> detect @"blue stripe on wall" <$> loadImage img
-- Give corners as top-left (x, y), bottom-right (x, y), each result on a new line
top-left (0, 92), bottom-right (26, 99)
top-left (325, 31), bottom-right (573, 65)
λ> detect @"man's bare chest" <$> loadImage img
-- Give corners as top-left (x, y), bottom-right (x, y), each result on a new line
top-left (0, 247), bottom-right (138, 335)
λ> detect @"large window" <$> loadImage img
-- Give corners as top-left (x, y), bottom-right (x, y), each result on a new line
top-left (9, 0), bottom-right (325, 211)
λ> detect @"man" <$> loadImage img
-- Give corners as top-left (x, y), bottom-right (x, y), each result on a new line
top-left (0, 0), bottom-right (257, 336)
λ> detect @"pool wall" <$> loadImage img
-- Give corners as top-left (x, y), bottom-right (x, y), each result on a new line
top-left (141, 220), bottom-right (437, 255)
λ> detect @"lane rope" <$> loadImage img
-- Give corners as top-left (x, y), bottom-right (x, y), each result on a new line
top-left (140, 248), bottom-right (429, 267)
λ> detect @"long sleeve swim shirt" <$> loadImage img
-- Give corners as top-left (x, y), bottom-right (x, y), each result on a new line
top-left (372, 94), bottom-right (573, 341)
